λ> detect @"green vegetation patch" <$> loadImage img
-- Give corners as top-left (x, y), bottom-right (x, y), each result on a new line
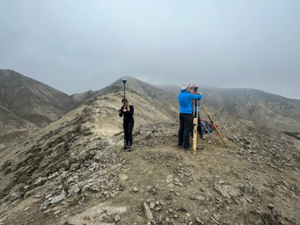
top-left (71, 115), bottom-right (85, 126)
top-left (46, 136), bottom-right (65, 149)
top-left (0, 160), bottom-right (12, 172)
top-left (0, 121), bottom-right (96, 200)
top-left (83, 131), bottom-right (93, 136)
top-left (38, 126), bottom-right (64, 143)
top-left (4, 168), bottom-right (12, 175)
top-left (15, 146), bottom-right (44, 172)
top-left (25, 145), bottom-right (42, 155)
top-left (0, 167), bottom-right (37, 200)
top-left (282, 131), bottom-right (300, 140)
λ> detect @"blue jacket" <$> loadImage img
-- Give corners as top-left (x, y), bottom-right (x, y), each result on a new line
top-left (178, 90), bottom-right (203, 114)
top-left (192, 100), bottom-right (201, 112)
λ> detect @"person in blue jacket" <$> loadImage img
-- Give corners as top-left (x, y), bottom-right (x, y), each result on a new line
top-left (178, 83), bottom-right (203, 150)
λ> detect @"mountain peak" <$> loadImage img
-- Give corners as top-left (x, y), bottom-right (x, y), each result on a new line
top-left (0, 69), bottom-right (78, 129)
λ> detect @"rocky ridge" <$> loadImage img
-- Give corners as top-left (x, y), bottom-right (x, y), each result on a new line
top-left (0, 90), bottom-right (299, 225)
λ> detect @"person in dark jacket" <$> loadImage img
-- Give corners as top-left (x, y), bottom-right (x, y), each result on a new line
top-left (119, 98), bottom-right (134, 151)
top-left (178, 83), bottom-right (203, 150)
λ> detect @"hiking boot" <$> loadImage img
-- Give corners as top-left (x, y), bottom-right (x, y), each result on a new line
top-left (128, 146), bottom-right (133, 152)
top-left (184, 147), bottom-right (193, 151)
top-left (197, 145), bottom-right (204, 150)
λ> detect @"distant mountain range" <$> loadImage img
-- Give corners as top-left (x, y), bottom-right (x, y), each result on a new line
top-left (1, 69), bottom-right (299, 141)
top-left (0, 69), bottom-right (78, 130)
top-left (156, 85), bottom-right (300, 133)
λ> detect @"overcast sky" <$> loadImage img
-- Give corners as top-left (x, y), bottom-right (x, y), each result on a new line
top-left (0, 0), bottom-right (299, 99)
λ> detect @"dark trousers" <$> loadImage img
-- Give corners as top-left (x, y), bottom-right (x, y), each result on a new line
top-left (124, 121), bottom-right (134, 146)
top-left (197, 115), bottom-right (203, 138)
top-left (178, 113), bottom-right (193, 149)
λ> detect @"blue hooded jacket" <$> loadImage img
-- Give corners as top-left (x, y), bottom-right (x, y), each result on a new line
top-left (178, 90), bottom-right (203, 114)
top-left (192, 100), bottom-right (201, 113)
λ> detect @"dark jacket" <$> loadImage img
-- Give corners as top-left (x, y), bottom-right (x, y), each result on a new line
top-left (119, 105), bottom-right (134, 123)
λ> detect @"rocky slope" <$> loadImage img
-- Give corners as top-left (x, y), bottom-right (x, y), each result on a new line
top-left (0, 69), bottom-right (81, 152)
top-left (0, 89), bottom-right (299, 225)
top-left (0, 105), bottom-right (37, 146)
top-left (0, 69), bottom-right (78, 128)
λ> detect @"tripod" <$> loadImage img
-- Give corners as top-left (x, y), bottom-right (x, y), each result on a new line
top-left (200, 100), bottom-right (226, 144)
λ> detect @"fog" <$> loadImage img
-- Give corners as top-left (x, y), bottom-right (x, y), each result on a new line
top-left (0, 0), bottom-right (299, 99)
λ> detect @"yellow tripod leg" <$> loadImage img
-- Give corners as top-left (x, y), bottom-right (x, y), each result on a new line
top-left (193, 100), bottom-right (198, 154)
top-left (200, 100), bottom-right (226, 144)
top-left (193, 117), bottom-right (197, 154)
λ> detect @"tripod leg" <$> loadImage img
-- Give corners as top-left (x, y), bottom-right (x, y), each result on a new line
top-left (200, 100), bottom-right (226, 144)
